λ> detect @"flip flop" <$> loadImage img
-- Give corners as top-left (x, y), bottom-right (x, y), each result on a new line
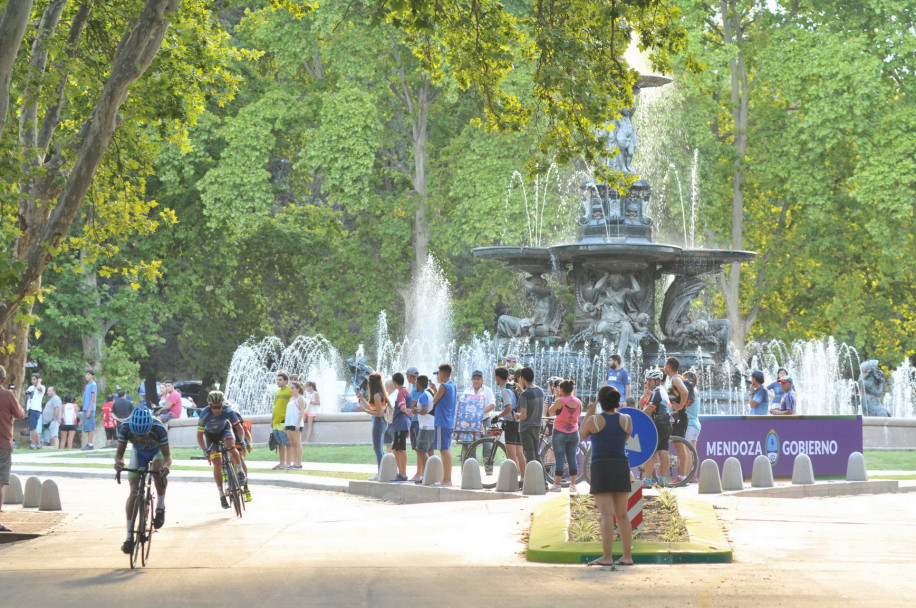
top-left (587, 559), bottom-right (615, 567)
top-left (613, 559), bottom-right (634, 566)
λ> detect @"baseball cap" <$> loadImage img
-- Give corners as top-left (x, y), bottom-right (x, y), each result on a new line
top-left (405, 366), bottom-right (419, 376)
top-left (778, 376), bottom-right (793, 385)
top-left (471, 370), bottom-right (484, 377)
top-left (751, 370), bottom-right (764, 383)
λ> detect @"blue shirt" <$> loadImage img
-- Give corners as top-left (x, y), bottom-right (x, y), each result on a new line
top-left (605, 367), bottom-right (631, 398)
top-left (780, 390), bottom-right (796, 413)
top-left (117, 420), bottom-right (169, 453)
top-left (434, 381), bottom-right (457, 429)
top-left (687, 395), bottom-right (701, 429)
top-left (767, 381), bottom-right (785, 405)
top-left (83, 380), bottom-right (97, 413)
top-left (749, 386), bottom-right (769, 415)
top-left (392, 387), bottom-right (412, 432)
top-left (409, 385), bottom-right (422, 423)
top-left (196, 405), bottom-right (241, 434)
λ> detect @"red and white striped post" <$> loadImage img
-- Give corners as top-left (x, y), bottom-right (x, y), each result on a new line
top-left (613, 479), bottom-right (644, 533)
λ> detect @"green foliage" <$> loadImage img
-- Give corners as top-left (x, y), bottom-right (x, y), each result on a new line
top-left (101, 338), bottom-right (142, 397)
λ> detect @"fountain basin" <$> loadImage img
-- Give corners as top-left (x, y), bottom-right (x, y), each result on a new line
top-left (165, 412), bottom-right (375, 448)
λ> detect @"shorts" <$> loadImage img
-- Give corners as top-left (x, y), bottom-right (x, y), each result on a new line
top-left (654, 421), bottom-right (671, 451)
top-left (503, 420), bottom-right (521, 445)
top-left (59, 424), bottom-right (77, 432)
top-left (284, 425), bottom-right (298, 432)
top-left (104, 427), bottom-right (117, 440)
top-left (434, 427), bottom-right (453, 451)
top-left (392, 429), bottom-right (408, 451)
top-left (685, 425), bottom-right (701, 442)
top-left (306, 411), bottom-right (318, 417)
top-left (271, 429), bottom-right (291, 447)
top-left (28, 409), bottom-right (41, 431)
top-left (672, 409), bottom-right (688, 438)
top-left (589, 458), bottom-right (632, 494)
top-left (409, 420), bottom-right (419, 450)
top-left (0, 448), bottom-right (11, 485)
top-left (47, 421), bottom-right (59, 438)
top-left (205, 429), bottom-right (236, 452)
top-left (416, 427), bottom-right (435, 452)
top-left (128, 447), bottom-right (163, 478)
top-left (82, 412), bottom-right (96, 431)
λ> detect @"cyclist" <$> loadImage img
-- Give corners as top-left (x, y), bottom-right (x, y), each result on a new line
top-left (641, 369), bottom-right (671, 487)
top-left (197, 390), bottom-right (248, 509)
top-left (114, 407), bottom-right (172, 554)
top-left (232, 404), bottom-right (254, 501)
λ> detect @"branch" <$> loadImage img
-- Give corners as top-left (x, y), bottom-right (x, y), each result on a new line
top-left (0, 0), bottom-right (35, 137)
top-left (20, 0), bottom-right (68, 150)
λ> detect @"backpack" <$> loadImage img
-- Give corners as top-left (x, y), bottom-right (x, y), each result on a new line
top-left (682, 378), bottom-right (696, 407)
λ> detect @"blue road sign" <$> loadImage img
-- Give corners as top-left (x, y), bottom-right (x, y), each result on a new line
top-left (619, 407), bottom-right (658, 468)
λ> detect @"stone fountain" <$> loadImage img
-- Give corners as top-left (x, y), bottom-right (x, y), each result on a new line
top-left (474, 69), bottom-right (756, 379)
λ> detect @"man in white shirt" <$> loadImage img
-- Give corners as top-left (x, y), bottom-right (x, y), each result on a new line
top-left (26, 373), bottom-right (45, 450)
top-left (463, 370), bottom-right (496, 468)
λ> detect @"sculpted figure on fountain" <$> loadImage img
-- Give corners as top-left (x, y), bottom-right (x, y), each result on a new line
top-left (858, 360), bottom-right (890, 417)
top-left (496, 274), bottom-right (564, 345)
top-left (581, 272), bottom-right (640, 355)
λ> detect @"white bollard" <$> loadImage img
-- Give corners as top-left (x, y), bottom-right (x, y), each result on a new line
top-left (423, 455), bottom-right (444, 486)
top-left (846, 451), bottom-right (868, 482)
top-left (3, 474), bottom-right (22, 504)
top-left (495, 459), bottom-right (520, 492)
top-left (23, 476), bottom-right (42, 508)
top-left (751, 455), bottom-right (774, 488)
top-left (698, 459), bottom-right (723, 494)
top-left (522, 460), bottom-right (546, 495)
top-left (721, 457), bottom-right (745, 491)
top-left (461, 458), bottom-right (483, 490)
top-left (791, 453), bottom-right (816, 485)
top-left (378, 453), bottom-right (398, 482)
top-left (39, 479), bottom-right (62, 511)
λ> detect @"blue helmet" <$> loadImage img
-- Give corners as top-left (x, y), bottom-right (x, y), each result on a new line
top-left (129, 407), bottom-right (153, 436)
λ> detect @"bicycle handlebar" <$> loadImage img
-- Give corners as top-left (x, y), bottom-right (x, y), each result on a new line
top-left (115, 467), bottom-right (166, 484)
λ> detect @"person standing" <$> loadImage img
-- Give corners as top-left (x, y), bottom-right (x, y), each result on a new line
top-left (547, 379), bottom-right (582, 492)
top-left (431, 363), bottom-right (457, 486)
top-left (767, 368), bottom-right (789, 406)
top-left (26, 373), bottom-right (45, 449)
top-left (515, 367), bottom-right (545, 475)
top-left (285, 381), bottom-right (305, 469)
top-left (42, 386), bottom-right (62, 448)
top-left (748, 370), bottom-right (769, 416)
top-left (683, 370), bottom-right (702, 481)
top-left (81, 369), bottom-right (98, 450)
top-left (59, 395), bottom-right (79, 449)
top-left (405, 367), bottom-right (421, 471)
top-left (664, 356), bottom-right (691, 485)
top-left (111, 390), bottom-right (134, 427)
top-left (356, 372), bottom-right (390, 480)
top-left (605, 354), bottom-right (631, 401)
top-left (505, 354), bottom-right (522, 373)
top-left (770, 377), bottom-right (797, 415)
top-left (462, 370), bottom-right (496, 466)
top-left (579, 386), bottom-right (634, 566)
top-left (102, 394), bottom-right (116, 447)
top-left (1, 366), bottom-right (26, 531)
top-left (271, 372), bottom-right (293, 470)
top-left (301, 381), bottom-right (320, 443)
top-left (388, 373), bottom-right (413, 482)
top-left (641, 369), bottom-right (671, 487)
top-left (412, 375), bottom-right (435, 483)
top-left (492, 366), bottom-right (525, 477)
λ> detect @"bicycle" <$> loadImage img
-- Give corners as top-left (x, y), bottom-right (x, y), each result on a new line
top-left (633, 435), bottom-right (698, 488)
top-left (211, 442), bottom-right (246, 518)
top-left (116, 465), bottom-right (160, 568)
top-left (460, 421), bottom-right (511, 489)
top-left (537, 418), bottom-right (591, 486)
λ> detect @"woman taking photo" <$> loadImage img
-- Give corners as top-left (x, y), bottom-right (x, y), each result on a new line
top-left (579, 386), bottom-right (633, 566)
top-left (356, 372), bottom-right (390, 480)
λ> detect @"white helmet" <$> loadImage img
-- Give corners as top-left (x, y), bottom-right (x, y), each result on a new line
top-left (646, 369), bottom-right (664, 382)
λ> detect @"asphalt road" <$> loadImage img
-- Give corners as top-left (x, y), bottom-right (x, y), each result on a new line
top-left (1, 477), bottom-right (914, 607)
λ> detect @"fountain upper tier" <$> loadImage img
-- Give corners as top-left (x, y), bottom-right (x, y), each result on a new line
top-left (473, 244), bottom-right (756, 277)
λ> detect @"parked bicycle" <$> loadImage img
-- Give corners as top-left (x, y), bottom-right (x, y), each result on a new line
top-left (633, 435), bottom-right (698, 487)
top-left (460, 421), bottom-right (511, 488)
top-left (116, 464), bottom-right (161, 568)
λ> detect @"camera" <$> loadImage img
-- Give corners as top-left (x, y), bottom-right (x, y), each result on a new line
top-left (504, 381), bottom-right (516, 390)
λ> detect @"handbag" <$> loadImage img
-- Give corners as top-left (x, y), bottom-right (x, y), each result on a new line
top-left (383, 403), bottom-right (393, 424)
top-left (268, 430), bottom-right (278, 451)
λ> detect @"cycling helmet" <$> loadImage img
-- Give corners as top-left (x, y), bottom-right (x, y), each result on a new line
top-left (646, 369), bottom-right (665, 382)
top-left (128, 407), bottom-right (153, 436)
top-left (207, 390), bottom-right (225, 405)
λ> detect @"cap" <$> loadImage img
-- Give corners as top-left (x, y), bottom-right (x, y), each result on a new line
top-left (779, 376), bottom-right (793, 385)
top-left (751, 370), bottom-right (764, 383)
top-left (31, 372), bottom-right (40, 378)
top-left (471, 370), bottom-right (484, 377)
top-left (506, 354), bottom-right (518, 361)
top-left (405, 366), bottom-right (419, 376)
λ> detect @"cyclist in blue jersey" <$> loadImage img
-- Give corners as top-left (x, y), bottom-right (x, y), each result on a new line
top-left (197, 391), bottom-right (248, 509)
top-left (114, 407), bottom-right (172, 554)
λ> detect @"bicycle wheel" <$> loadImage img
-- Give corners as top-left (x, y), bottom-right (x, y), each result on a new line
top-left (130, 492), bottom-right (145, 569)
top-left (141, 489), bottom-right (155, 566)
top-left (665, 436), bottom-right (698, 487)
top-left (225, 462), bottom-right (243, 518)
top-left (540, 439), bottom-right (590, 485)
top-left (464, 437), bottom-right (508, 488)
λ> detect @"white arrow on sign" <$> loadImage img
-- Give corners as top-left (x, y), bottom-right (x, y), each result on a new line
top-left (625, 433), bottom-right (641, 453)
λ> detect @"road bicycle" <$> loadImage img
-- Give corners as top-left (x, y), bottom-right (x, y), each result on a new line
top-left (116, 465), bottom-right (161, 568)
top-left (633, 435), bottom-right (698, 488)
top-left (211, 442), bottom-right (246, 518)
top-left (537, 418), bottom-right (591, 486)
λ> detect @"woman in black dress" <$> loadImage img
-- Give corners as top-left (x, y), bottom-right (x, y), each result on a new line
top-left (579, 386), bottom-right (633, 566)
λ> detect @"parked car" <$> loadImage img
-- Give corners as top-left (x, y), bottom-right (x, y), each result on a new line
top-left (173, 380), bottom-right (206, 409)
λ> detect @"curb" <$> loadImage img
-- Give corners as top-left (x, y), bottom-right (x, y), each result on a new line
top-left (348, 480), bottom-right (523, 504)
top-left (527, 494), bottom-right (732, 564)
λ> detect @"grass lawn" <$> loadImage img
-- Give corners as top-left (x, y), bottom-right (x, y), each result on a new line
top-left (863, 450), bottom-right (916, 471)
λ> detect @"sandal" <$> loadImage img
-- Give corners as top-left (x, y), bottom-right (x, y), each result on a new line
top-left (271, 464), bottom-right (286, 470)
top-left (0, 523), bottom-right (11, 532)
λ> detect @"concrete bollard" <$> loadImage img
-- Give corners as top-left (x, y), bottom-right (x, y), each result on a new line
top-left (846, 451), bottom-right (868, 482)
top-left (751, 455), bottom-right (774, 488)
top-left (698, 459), bottom-right (723, 494)
top-left (522, 460), bottom-right (546, 495)
top-left (791, 453), bottom-right (816, 485)
top-left (495, 459), bottom-right (520, 492)
top-left (721, 457), bottom-right (745, 491)
top-left (3, 474), bottom-right (23, 504)
top-left (23, 476), bottom-right (42, 508)
top-left (423, 455), bottom-right (444, 486)
top-left (39, 479), bottom-right (62, 511)
top-left (461, 458), bottom-right (483, 490)
top-left (378, 453), bottom-right (398, 482)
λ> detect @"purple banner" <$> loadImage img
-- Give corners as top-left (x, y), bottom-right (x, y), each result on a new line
top-left (696, 416), bottom-right (863, 479)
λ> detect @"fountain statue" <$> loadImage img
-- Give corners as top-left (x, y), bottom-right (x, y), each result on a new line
top-left (859, 360), bottom-right (890, 417)
top-left (496, 274), bottom-right (564, 345)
